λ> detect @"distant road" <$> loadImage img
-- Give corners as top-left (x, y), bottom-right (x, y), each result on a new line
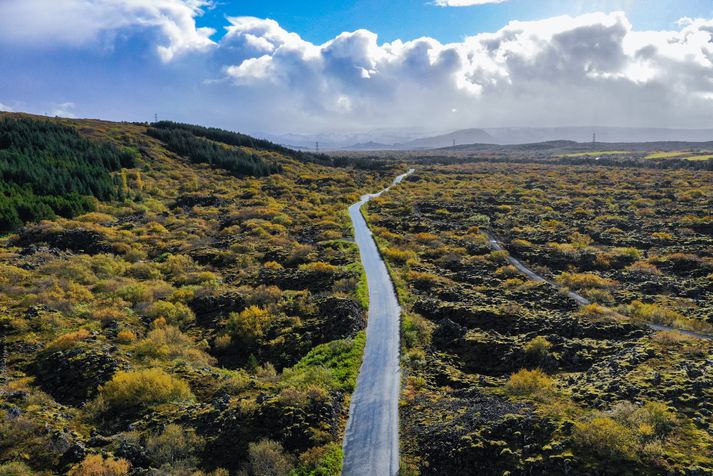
top-left (342, 169), bottom-right (414, 476)
top-left (485, 233), bottom-right (712, 340)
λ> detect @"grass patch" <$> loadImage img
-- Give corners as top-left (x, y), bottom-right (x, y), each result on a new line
top-left (282, 332), bottom-right (366, 392)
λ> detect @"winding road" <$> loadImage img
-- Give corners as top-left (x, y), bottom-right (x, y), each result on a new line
top-left (485, 233), bottom-right (713, 340)
top-left (342, 169), bottom-right (414, 476)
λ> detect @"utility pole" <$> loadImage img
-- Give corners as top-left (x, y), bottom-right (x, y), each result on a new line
top-left (592, 132), bottom-right (596, 148)
top-left (316, 141), bottom-right (319, 153)
top-left (154, 113), bottom-right (158, 123)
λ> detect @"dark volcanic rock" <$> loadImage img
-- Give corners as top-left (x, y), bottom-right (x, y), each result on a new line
top-left (15, 228), bottom-right (118, 255)
top-left (33, 344), bottom-right (125, 406)
top-left (189, 292), bottom-right (246, 325)
top-left (316, 296), bottom-right (366, 340)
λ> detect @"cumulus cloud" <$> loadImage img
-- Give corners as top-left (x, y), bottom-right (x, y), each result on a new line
top-left (0, 0), bottom-right (215, 61)
top-left (2, 5), bottom-right (713, 133)
top-left (434, 0), bottom-right (508, 6)
top-left (0, 103), bottom-right (13, 112)
top-left (211, 12), bottom-right (713, 131)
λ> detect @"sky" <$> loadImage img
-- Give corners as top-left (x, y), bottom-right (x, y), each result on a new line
top-left (1, 0), bottom-right (713, 137)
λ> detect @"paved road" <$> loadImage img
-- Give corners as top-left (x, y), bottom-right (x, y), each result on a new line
top-left (485, 233), bottom-right (712, 340)
top-left (342, 169), bottom-right (414, 476)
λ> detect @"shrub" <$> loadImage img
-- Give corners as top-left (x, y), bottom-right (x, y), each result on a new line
top-left (145, 424), bottom-right (204, 468)
top-left (626, 260), bottom-right (662, 275)
top-left (45, 328), bottom-right (92, 351)
top-left (383, 247), bottom-right (415, 265)
top-left (572, 417), bottom-right (636, 461)
top-left (246, 439), bottom-right (294, 476)
top-left (133, 326), bottom-right (215, 365)
top-left (620, 301), bottom-right (684, 326)
top-left (0, 462), bottom-right (35, 476)
top-left (144, 300), bottom-right (195, 327)
top-left (98, 368), bottom-right (194, 411)
top-left (505, 368), bottom-right (554, 397)
top-left (523, 336), bottom-right (551, 363)
top-left (68, 455), bottom-right (130, 476)
top-left (294, 443), bottom-right (343, 476)
top-left (557, 272), bottom-right (618, 290)
top-left (115, 330), bottom-right (136, 344)
top-left (226, 306), bottom-right (270, 345)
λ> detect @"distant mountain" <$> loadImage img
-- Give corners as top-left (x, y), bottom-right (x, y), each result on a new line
top-left (262, 126), bottom-right (713, 151)
top-left (346, 141), bottom-right (394, 151)
top-left (484, 127), bottom-right (713, 145)
top-left (397, 128), bottom-right (496, 149)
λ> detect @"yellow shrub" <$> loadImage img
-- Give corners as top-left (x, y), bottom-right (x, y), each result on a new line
top-left (383, 247), bottom-right (415, 265)
top-left (68, 455), bottom-right (130, 476)
top-left (621, 301), bottom-right (683, 326)
top-left (46, 328), bottom-right (92, 351)
top-left (557, 272), bottom-right (618, 290)
top-left (98, 368), bottom-right (194, 411)
top-left (505, 368), bottom-right (554, 397)
top-left (116, 330), bottom-right (136, 344)
top-left (227, 306), bottom-right (270, 342)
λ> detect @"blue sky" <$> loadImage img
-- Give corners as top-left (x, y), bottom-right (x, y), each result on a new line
top-left (1, 0), bottom-right (713, 136)
top-left (197, 0), bottom-right (713, 44)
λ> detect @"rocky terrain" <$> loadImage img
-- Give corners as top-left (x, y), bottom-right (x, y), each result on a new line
top-left (365, 163), bottom-right (713, 475)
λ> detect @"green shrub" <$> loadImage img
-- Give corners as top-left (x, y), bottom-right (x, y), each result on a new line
top-left (98, 368), bottom-right (194, 411)
top-left (0, 462), bottom-right (35, 476)
top-left (572, 417), bottom-right (636, 461)
top-left (245, 439), bottom-right (294, 476)
top-left (144, 300), bottom-right (195, 327)
top-left (146, 424), bottom-right (204, 468)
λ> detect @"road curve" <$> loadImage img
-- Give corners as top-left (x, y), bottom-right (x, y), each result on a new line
top-left (485, 232), bottom-right (712, 340)
top-left (342, 169), bottom-right (414, 476)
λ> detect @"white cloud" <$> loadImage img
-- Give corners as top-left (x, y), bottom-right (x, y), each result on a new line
top-left (0, 0), bottom-right (215, 61)
top-left (434, 0), bottom-right (508, 6)
top-left (2, 6), bottom-right (713, 132)
top-left (208, 12), bottom-right (713, 131)
top-left (51, 102), bottom-right (77, 118)
top-left (0, 103), bottom-right (13, 112)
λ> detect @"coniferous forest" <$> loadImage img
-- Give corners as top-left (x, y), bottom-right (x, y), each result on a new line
top-left (0, 117), bottom-right (136, 231)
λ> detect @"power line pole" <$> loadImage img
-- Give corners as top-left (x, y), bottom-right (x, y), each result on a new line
top-left (315, 141), bottom-right (319, 153)
top-left (592, 132), bottom-right (596, 148)
top-left (154, 113), bottom-right (158, 123)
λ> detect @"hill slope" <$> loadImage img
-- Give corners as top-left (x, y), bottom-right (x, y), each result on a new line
top-left (0, 113), bottom-right (395, 475)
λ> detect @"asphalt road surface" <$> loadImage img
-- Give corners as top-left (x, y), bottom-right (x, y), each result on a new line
top-left (342, 169), bottom-right (414, 476)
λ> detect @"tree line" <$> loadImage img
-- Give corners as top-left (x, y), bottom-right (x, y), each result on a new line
top-left (0, 117), bottom-right (136, 231)
top-left (147, 124), bottom-right (282, 177)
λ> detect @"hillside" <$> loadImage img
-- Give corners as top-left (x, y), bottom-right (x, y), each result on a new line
top-left (0, 113), bottom-right (395, 475)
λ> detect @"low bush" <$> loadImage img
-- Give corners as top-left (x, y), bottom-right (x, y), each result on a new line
top-left (68, 455), bottom-right (130, 476)
top-left (145, 424), bottom-right (204, 468)
top-left (245, 439), bottom-right (294, 476)
top-left (572, 417), bottom-right (636, 461)
top-left (505, 368), bottom-right (554, 397)
top-left (98, 368), bottom-right (194, 412)
top-left (557, 272), bottom-right (618, 290)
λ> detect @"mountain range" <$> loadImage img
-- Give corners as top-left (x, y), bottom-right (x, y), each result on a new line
top-left (260, 127), bottom-right (713, 151)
